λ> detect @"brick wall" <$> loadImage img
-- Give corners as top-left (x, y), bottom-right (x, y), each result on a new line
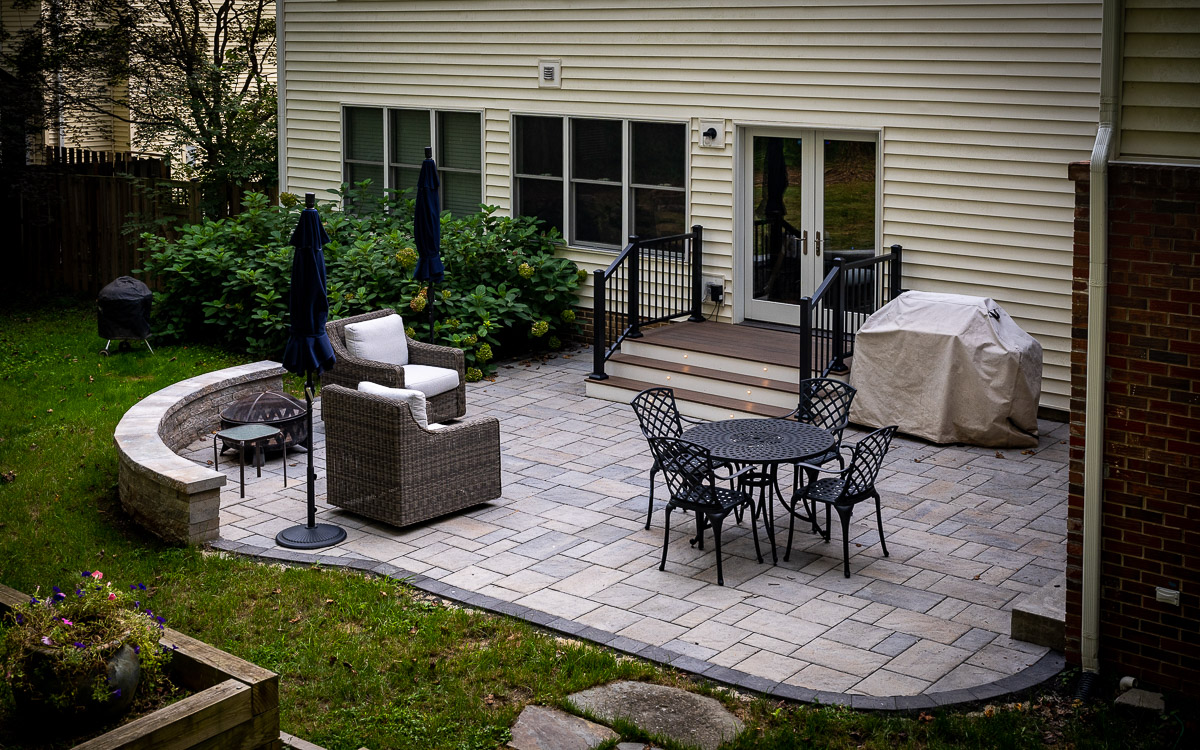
top-left (1067, 162), bottom-right (1200, 695)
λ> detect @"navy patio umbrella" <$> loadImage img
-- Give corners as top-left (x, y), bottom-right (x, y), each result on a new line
top-left (276, 192), bottom-right (347, 550)
top-left (413, 146), bottom-right (444, 341)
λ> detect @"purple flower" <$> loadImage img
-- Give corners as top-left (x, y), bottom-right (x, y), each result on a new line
top-left (41, 636), bottom-right (52, 646)
top-left (132, 644), bottom-right (140, 654)
top-left (29, 597), bottom-right (38, 605)
top-left (134, 601), bottom-right (140, 608)
top-left (52, 586), bottom-right (62, 594)
top-left (137, 583), bottom-right (146, 591)
top-left (74, 642), bottom-right (86, 649)
top-left (111, 688), bottom-right (121, 697)
top-left (155, 616), bottom-right (166, 625)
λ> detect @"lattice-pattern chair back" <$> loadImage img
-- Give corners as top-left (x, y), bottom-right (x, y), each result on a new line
top-left (631, 387), bottom-right (685, 440)
top-left (647, 437), bottom-right (718, 506)
top-left (795, 378), bottom-right (857, 434)
top-left (844, 425), bottom-right (897, 499)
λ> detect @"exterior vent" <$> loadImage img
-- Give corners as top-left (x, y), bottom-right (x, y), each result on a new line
top-left (538, 59), bottom-right (561, 88)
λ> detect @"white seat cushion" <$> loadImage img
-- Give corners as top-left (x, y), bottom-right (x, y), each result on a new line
top-left (402, 365), bottom-right (460, 398)
top-left (357, 382), bottom-right (428, 428)
top-left (343, 314), bottom-right (409, 366)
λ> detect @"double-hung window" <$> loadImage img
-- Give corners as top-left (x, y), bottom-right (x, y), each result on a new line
top-left (513, 115), bottom-right (687, 249)
top-left (342, 105), bottom-right (482, 215)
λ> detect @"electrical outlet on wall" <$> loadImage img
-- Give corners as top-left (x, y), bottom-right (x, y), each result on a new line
top-left (703, 277), bottom-right (725, 303)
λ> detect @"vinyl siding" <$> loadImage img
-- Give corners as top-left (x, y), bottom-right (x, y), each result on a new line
top-left (1120, 0), bottom-right (1200, 161)
top-left (280, 0), bottom-right (1103, 410)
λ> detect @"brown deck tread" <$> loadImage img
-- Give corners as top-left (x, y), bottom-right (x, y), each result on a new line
top-left (609, 352), bottom-right (800, 395)
top-left (636, 321), bottom-right (800, 369)
top-left (591, 375), bottom-right (794, 418)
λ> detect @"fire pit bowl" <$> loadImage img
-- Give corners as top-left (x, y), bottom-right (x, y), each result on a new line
top-left (219, 391), bottom-right (309, 455)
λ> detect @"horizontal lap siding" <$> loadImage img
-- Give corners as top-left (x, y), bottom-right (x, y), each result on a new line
top-left (281, 0), bottom-right (1102, 410)
top-left (1120, 1), bottom-right (1200, 161)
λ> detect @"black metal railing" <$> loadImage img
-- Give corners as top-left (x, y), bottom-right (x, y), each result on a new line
top-left (590, 225), bottom-right (704, 380)
top-left (799, 244), bottom-right (903, 379)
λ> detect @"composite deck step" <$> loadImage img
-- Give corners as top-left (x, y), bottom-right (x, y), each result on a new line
top-left (585, 375), bottom-right (794, 419)
top-left (607, 352), bottom-right (801, 395)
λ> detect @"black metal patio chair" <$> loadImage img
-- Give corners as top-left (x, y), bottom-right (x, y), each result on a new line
top-left (631, 387), bottom-right (728, 529)
top-left (783, 424), bottom-right (897, 576)
top-left (647, 436), bottom-right (764, 586)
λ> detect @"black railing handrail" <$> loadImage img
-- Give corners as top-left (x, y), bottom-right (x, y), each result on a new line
top-left (799, 244), bottom-right (903, 380)
top-left (590, 225), bottom-right (704, 380)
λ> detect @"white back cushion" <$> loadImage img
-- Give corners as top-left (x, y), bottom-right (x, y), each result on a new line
top-left (358, 382), bottom-right (428, 428)
top-left (343, 314), bottom-right (409, 366)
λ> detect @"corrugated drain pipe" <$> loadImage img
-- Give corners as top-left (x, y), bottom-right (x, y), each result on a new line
top-left (1081, 0), bottom-right (1121, 685)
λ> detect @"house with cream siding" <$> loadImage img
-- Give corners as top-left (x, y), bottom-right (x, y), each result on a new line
top-left (277, 0), bottom-right (1109, 412)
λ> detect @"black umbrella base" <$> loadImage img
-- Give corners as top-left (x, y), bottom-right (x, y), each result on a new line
top-left (276, 523), bottom-right (347, 550)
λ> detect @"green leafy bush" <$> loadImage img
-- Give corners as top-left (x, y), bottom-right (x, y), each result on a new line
top-left (137, 185), bottom-right (580, 374)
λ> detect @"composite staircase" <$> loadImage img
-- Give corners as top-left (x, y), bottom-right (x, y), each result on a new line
top-left (585, 320), bottom-right (831, 421)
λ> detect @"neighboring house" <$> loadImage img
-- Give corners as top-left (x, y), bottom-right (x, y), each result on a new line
top-left (1066, 2), bottom-right (1200, 697)
top-left (277, 0), bottom-right (1111, 414)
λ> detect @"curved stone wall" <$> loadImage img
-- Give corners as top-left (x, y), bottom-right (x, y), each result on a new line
top-left (115, 361), bottom-right (285, 544)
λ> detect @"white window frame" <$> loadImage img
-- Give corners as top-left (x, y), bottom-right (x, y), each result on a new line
top-left (511, 113), bottom-right (689, 250)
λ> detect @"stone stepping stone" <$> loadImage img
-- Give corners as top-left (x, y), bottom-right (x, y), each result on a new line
top-left (568, 681), bottom-right (744, 750)
top-left (509, 705), bottom-right (618, 750)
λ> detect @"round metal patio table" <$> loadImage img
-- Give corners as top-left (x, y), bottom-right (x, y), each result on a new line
top-left (682, 418), bottom-right (834, 563)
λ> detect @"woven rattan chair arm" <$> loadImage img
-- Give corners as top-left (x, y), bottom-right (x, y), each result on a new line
top-left (325, 355), bottom-right (407, 388)
top-left (407, 338), bottom-right (466, 373)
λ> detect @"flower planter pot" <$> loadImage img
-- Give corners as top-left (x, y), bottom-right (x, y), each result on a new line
top-left (0, 584), bottom-right (281, 750)
top-left (15, 638), bottom-right (140, 726)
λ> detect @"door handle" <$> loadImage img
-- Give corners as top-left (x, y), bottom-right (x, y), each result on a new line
top-left (815, 231), bottom-right (822, 256)
top-left (801, 230), bottom-right (808, 255)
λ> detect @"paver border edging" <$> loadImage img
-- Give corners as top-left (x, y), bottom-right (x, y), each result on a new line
top-left (115, 361), bottom-right (286, 545)
top-left (209, 540), bottom-right (1066, 712)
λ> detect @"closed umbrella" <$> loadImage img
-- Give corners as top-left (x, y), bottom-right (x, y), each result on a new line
top-left (413, 146), bottom-right (444, 341)
top-left (276, 192), bottom-right (347, 550)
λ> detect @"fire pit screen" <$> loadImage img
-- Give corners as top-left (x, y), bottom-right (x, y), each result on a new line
top-left (219, 391), bottom-right (309, 455)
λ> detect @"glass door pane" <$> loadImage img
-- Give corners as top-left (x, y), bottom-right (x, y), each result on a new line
top-left (820, 137), bottom-right (877, 313)
top-left (751, 135), bottom-right (806, 306)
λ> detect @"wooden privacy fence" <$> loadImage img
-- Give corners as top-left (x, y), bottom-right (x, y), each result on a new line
top-left (13, 147), bottom-right (279, 296)
top-left (15, 172), bottom-right (202, 296)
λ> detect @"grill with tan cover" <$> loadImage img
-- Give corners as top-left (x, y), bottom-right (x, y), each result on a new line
top-left (848, 292), bottom-right (1042, 448)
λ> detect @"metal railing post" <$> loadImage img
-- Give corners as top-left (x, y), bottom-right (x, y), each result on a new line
top-left (799, 297), bottom-right (813, 380)
top-left (889, 244), bottom-right (903, 301)
top-left (689, 225), bottom-right (705, 322)
top-left (627, 236), bottom-right (643, 339)
top-left (589, 268), bottom-right (608, 380)
top-left (829, 257), bottom-right (850, 374)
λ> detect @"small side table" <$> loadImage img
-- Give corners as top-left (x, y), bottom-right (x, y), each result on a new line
top-left (214, 424), bottom-right (286, 498)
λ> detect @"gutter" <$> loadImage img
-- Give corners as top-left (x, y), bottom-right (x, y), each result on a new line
top-left (1082, 0), bottom-right (1121, 675)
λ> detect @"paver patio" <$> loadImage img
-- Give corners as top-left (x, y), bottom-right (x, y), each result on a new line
top-left (187, 350), bottom-right (1068, 705)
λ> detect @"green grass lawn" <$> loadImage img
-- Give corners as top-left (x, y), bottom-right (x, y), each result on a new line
top-left (0, 300), bottom-right (1192, 749)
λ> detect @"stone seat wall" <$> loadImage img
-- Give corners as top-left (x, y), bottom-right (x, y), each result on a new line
top-left (115, 361), bottom-right (285, 545)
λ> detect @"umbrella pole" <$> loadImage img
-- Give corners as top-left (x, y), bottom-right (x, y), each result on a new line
top-left (275, 371), bottom-right (347, 549)
top-left (428, 283), bottom-right (436, 344)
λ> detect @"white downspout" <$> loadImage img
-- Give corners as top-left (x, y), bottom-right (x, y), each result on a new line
top-left (1082, 0), bottom-right (1121, 675)
top-left (276, 0), bottom-right (287, 193)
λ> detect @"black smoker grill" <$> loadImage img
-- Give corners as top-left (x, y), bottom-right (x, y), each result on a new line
top-left (97, 276), bottom-right (153, 354)
top-left (219, 391), bottom-right (310, 455)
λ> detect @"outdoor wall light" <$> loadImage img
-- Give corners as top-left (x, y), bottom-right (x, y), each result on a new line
top-left (703, 127), bottom-right (718, 140)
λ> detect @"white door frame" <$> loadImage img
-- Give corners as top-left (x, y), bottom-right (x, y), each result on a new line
top-left (733, 125), bottom-right (883, 326)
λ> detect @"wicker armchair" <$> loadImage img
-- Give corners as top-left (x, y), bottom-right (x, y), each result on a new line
top-left (324, 308), bottom-right (466, 423)
top-left (322, 384), bottom-right (501, 528)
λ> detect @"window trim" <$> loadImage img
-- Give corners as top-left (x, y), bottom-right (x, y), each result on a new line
top-left (340, 104), bottom-right (484, 212)
top-left (511, 112), bottom-right (690, 251)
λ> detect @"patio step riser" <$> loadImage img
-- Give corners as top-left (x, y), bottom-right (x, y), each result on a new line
top-left (585, 379), bottom-right (767, 421)
top-left (620, 338), bottom-right (804, 383)
top-left (605, 361), bottom-right (799, 410)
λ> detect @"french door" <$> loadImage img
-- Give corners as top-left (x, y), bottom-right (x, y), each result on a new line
top-left (740, 128), bottom-right (878, 325)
